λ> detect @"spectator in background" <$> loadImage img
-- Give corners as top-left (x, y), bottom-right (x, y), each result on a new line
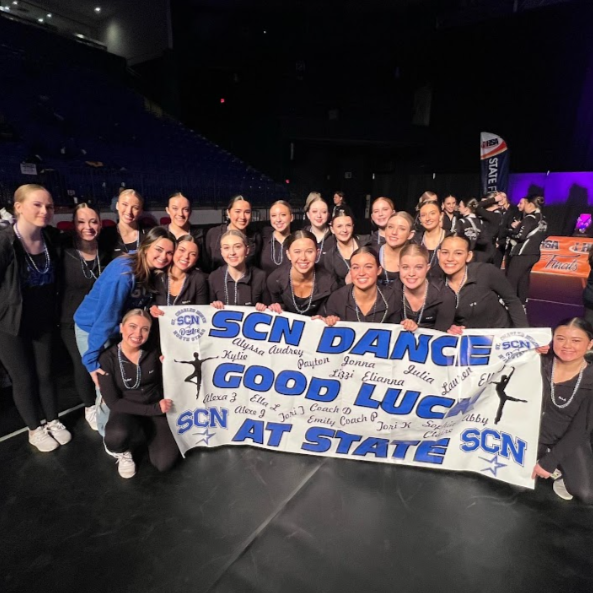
top-left (441, 194), bottom-right (459, 232)
top-left (331, 191), bottom-right (354, 220)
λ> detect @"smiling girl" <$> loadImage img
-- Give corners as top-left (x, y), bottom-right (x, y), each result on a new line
top-left (60, 203), bottom-right (111, 430)
top-left (74, 227), bottom-right (175, 396)
top-left (99, 309), bottom-right (178, 479)
top-left (259, 200), bottom-right (294, 275)
top-left (205, 195), bottom-right (262, 271)
top-left (368, 197), bottom-right (396, 250)
top-left (103, 189), bottom-right (146, 258)
top-left (267, 230), bottom-right (338, 316)
top-left (209, 230), bottom-right (269, 309)
top-left (533, 318), bottom-right (593, 503)
top-left (378, 212), bottom-right (415, 287)
top-left (0, 184), bottom-right (69, 452)
top-left (323, 213), bottom-right (367, 286)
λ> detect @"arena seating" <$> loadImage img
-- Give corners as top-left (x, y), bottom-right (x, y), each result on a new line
top-left (0, 15), bottom-right (287, 208)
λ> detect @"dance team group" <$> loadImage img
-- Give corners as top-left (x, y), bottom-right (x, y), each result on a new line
top-left (1, 184), bottom-right (592, 504)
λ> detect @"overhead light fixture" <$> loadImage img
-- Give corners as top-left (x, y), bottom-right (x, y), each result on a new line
top-left (47, 13), bottom-right (52, 18)
top-left (94, 7), bottom-right (101, 13)
top-left (38, 17), bottom-right (44, 23)
top-left (12, 1), bottom-right (18, 5)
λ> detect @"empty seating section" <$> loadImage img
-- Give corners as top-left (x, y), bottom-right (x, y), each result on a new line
top-left (0, 16), bottom-right (286, 207)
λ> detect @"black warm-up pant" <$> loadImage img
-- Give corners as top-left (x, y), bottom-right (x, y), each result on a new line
top-left (506, 254), bottom-right (540, 304)
top-left (539, 443), bottom-right (593, 504)
top-left (0, 329), bottom-right (58, 430)
top-left (60, 324), bottom-right (96, 408)
top-left (104, 412), bottom-right (179, 472)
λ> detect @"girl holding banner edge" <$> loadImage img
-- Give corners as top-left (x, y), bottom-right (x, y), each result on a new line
top-left (533, 318), bottom-right (593, 503)
top-left (98, 309), bottom-right (178, 479)
top-left (267, 230), bottom-right (338, 317)
top-left (437, 234), bottom-right (528, 332)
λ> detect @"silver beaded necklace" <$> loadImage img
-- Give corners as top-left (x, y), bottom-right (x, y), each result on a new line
top-left (312, 229), bottom-right (326, 263)
top-left (337, 238), bottom-right (357, 271)
top-left (224, 266), bottom-right (245, 305)
top-left (117, 344), bottom-right (142, 389)
top-left (352, 286), bottom-right (389, 323)
top-left (270, 234), bottom-right (284, 266)
top-left (551, 359), bottom-right (586, 409)
top-left (289, 269), bottom-right (316, 314)
top-left (445, 266), bottom-right (468, 309)
top-left (166, 273), bottom-right (187, 306)
top-left (379, 245), bottom-right (398, 285)
top-left (77, 247), bottom-right (101, 281)
top-left (403, 280), bottom-right (429, 326)
top-left (421, 230), bottom-right (445, 267)
top-left (14, 223), bottom-right (51, 274)
top-left (118, 224), bottom-right (139, 253)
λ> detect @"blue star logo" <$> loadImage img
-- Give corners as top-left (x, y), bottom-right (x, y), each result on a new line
top-left (192, 427), bottom-right (216, 445)
top-left (479, 455), bottom-right (507, 476)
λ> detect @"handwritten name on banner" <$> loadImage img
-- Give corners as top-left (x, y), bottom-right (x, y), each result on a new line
top-left (159, 306), bottom-right (551, 489)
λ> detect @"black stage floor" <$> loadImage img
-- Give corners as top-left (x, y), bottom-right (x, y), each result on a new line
top-left (2, 408), bottom-right (593, 593)
top-left (2, 300), bottom-right (593, 593)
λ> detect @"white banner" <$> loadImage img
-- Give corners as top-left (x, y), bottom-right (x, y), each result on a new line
top-left (159, 306), bottom-right (551, 489)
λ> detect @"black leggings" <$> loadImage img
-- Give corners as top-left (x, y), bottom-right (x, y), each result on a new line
top-left (539, 442), bottom-right (593, 504)
top-left (0, 329), bottom-right (58, 430)
top-left (104, 412), bottom-right (179, 472)
top-left (506, 254), bottom-right (540, 304)
top-left (60, 324), bottom-right (96, 407)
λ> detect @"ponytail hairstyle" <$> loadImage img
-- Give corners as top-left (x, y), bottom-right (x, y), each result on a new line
top-left (126, 227), bottom-right (175, 291)
top-left (416, 191), bottom-right (438, 211)
top-left (350, 245), bottom-right (381, 266)
top-left (220, 229), bottom-right (249, 247)
top-left (463, 198), bottom-right (479, 214)
top-left (121, 308), bottom-right (153, 326)
top-left (270, 200), bottom-right (293, 215)
top-left (72, 202), bottom-right (101, 223)
top-left (527, 194), bottom-right (544, 208)
top-left (304, 192), bottom-right (326, 212)
top-left (13, 184), bottom-right (52, 218)
top-left (554, 317), bottom-right (593, 341)
top-left (118, 188), bottom-right (144, 208)
top-left (284, 229), bottom-right (318, 252)
top-left (400, 242), bottom-right (430, 263)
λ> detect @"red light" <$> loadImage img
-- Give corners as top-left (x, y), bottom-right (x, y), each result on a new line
top-left (285, 179), bottom-right (290, 184)
top-left (220, 98), bottom-right (225, 104)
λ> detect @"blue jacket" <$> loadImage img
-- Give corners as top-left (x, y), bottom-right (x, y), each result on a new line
top-left (74, 256), bottom-right (138, 372)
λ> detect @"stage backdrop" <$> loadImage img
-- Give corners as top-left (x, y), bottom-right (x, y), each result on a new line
top-left (159, 306), bottom-right (551, 489)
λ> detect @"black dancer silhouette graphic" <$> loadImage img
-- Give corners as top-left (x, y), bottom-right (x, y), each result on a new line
top-left (492, 367), bottom-right (527, 424)
top-left (174, 353), bottom-right (218, 402)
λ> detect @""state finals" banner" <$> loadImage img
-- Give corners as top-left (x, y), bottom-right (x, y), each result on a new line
top-left (159, 306), bottom-right (551, 489)
top-left (481, 131), bottom-right (510, 195)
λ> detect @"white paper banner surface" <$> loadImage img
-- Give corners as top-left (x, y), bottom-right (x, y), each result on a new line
top-left (159, 306), bottom-right (551, 489)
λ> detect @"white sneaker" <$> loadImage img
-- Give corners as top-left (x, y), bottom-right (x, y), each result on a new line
top-left (85, 405), bottom-right (98, 431)
top-left (104, 443), bottom-right (136, 479)
top-left (46, 420), bottom-right (72, 445)
top-left (553, 479), bottom-right (574, 501)
top-left (29, 426), bottom-right (59, 452)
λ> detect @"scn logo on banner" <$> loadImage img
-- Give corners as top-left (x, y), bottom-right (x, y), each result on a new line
top-left (172, 307), bottom-right (207, 342)
top-left (177, 407), bottom-right (229, 434)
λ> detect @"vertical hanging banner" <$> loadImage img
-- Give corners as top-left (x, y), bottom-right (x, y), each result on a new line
top-left (480, 132), bottom-right (510, 195)
top-left (160, 306), bottom-right (550, 489)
